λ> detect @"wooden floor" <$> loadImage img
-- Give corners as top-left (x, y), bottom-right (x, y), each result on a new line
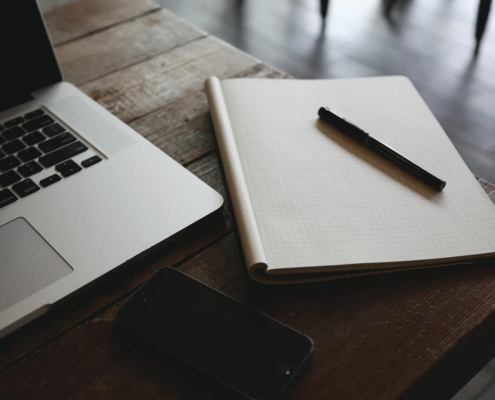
top-left (154, 0), bottom-right (495, 399)
top-left (157, 0), bottom-right (495, 184)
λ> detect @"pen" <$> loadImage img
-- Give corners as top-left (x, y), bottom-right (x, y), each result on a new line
top-left (318, 107), bottom-right (446, 191)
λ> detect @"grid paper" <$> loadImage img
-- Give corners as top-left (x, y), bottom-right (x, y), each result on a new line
top-left (220, 77), bottom-right (495, 272)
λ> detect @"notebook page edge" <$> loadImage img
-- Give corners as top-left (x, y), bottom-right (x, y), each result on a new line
top-left (205, 77), bottom-right (267, 276)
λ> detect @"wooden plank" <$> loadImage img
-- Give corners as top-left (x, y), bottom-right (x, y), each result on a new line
top-left (56, 9), bottom-right (205, 85)
top-left (478, 177), bottom-right (495, 203)
top-left (129, 63), bottom-right (290, 165)
top-left (81, 36), bottom-right (259, 123)
top-left (131, 63), bottom-right (289, 137)
top-left (44, 0), bottom-right (160, 46)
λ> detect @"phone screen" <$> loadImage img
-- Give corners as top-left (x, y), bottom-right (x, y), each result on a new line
top-left (116, 268), bottom-right (313, 400)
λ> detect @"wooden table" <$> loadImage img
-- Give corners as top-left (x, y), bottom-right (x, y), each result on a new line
top-left (2, 0), bottom-right (495, 398)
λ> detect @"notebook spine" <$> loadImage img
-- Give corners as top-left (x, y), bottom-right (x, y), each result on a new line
top-left (205, 77), bottom-right (268, 276)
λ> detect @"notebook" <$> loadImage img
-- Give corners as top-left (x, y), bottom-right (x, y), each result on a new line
top-left (205, 76), bottom-right (495, 284)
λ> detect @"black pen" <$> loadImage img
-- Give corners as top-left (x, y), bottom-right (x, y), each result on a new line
top-left (318, 107), bottom-right (446, 191)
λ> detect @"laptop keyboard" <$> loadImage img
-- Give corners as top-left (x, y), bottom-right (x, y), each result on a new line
top-left (0, 108), bottom-right (102, 210)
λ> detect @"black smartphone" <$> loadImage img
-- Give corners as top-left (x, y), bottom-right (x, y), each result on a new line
top-left (116, 267), bottom-right (313, 400)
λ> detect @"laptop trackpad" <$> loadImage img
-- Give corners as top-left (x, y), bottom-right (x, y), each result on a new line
top-left (0, 218), bottom-right (73, 313)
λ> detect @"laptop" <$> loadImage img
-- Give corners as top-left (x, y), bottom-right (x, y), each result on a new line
top-left (0, 1), bottom-right (223, 338)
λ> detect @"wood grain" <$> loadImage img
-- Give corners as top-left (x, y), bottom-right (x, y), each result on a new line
top-left (129, 63), bottom-right (290, 165)
top-left (56, 9), bottom-right (205, 85)
top-left (478, 177), bottom-right (495, 203)
top-left (44, 0), bottom-right (160, 46)
top-left (81, 36), bottom-right (259, 123)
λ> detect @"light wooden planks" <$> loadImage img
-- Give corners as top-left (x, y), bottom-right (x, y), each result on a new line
top-left (81, 36), bottom-right (259, 123)
top-left (129, 63), bottom-right (290, 165)
top-left (44, 0), bottom-right (160, 45)
top-left (56, 9), bottom-right (205, 85)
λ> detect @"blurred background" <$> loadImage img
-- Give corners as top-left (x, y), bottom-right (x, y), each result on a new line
top-left (155, 0), bottom-right (495, 185)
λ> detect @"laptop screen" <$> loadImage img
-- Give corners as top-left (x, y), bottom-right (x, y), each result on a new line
top-left (0, 0), bottom-right (62, 111)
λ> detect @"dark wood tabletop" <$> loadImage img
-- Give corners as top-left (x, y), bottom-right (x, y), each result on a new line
top-left (1, 0), bottom-right (495, 398)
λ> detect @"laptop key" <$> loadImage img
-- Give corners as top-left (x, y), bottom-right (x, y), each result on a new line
top-left (4, 116), bottom-right (24, 128)
top-left (12, 179), bottom-right (40, 198)
top-left (40, 174), bottom-right (61, 188)
top-left (3, 139), bottom-right (26, 155)
top-left (18, 161), bottom-right (43, 178)
top-left (0, 189), bottom-right (17, 209)
top-left (39, 141), bottom-right (88, 168)
top-left (39, 132), bottom-right (75, 153)
top-left (42, 123), bottom-right (65, 138)
top-left (24, 109), bottom-right (45, 120)
top-left (56, 159), bottom-right (82, 177)
top-left (0, 136), bottom-right (4, 145)
top-left (0, 149), bottom-right (4, 159)
top-left (18, 147), bottom-right (42, 163)
top-left (22, 115), bottom-right (54, 132)
top-left (3, 126), bottom-right (25, 141)
top-left (23, 131), bottom-right (46, 146)
top-left (82, 155), bottom-right (102, 168)
top-left (3, 145), bottom-right (24, 158)
top-left (0, 124), bottom-right (4, 132)
top-left (0, 170), bottom-right (22, 188)
top-left (0, 156), bottom-right (21, 172)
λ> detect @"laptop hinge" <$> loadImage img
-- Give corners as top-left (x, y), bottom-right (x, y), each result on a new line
top-left (0, 92), bottom-right (34, 114)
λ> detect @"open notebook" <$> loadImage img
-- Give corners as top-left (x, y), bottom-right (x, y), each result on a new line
top-left (205, 76), bottom-right (495, 284)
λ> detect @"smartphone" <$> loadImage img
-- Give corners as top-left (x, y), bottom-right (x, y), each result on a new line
top-left (116, 267), bottom-right (313, 400)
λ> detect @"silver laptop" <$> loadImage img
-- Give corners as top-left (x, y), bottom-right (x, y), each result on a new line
top-left (0, 1), bottom-right (223, 338)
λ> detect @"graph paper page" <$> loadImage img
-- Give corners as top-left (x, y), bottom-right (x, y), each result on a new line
top-left (220, 76), bottom-right (495, 272)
